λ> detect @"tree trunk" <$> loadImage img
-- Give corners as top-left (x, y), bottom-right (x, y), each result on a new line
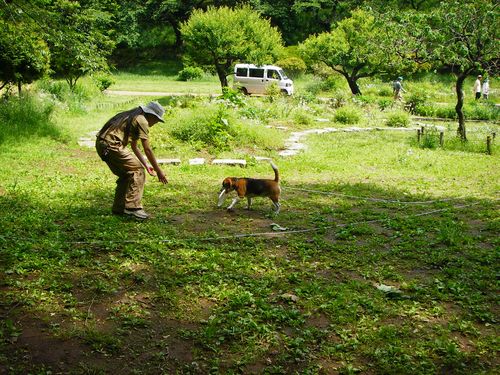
top-left (169, 20), bottom-right (183, 49)
top-left (17, 81), bottom-right (22, 94)
top-left (345, 75), bottom-right (361, 95)
top-left (215, 65), bottom-right (228, 90)
top-left (455, 74), bottom-right (467, 141)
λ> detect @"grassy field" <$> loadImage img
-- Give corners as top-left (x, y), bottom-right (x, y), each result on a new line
top-left (0, 69), bottom-right (498, 374)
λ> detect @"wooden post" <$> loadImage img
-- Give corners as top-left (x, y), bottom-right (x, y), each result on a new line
top-left (486, 136), bottom-right (492, 155)
top-left (417, 129), bottom-right (421, 143)
top-left (421, 126), bottom-right (425, 135)
top-left (492, 132), bottom-right (496, 140)
top-left (439, 132), bottom-right (444, 147)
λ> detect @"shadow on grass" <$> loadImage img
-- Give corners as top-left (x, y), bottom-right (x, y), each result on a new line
top-left (0, 181), bottom-right (498, 374)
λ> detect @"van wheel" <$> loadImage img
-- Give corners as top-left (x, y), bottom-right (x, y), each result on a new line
top-left (281, 89), bottom-right (289, 95)
top-left (240, 87), bottom-right (249, 95)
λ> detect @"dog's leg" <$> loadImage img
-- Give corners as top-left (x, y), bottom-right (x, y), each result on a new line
top-left (246, 197), bottom-right (252, 210)
top-left (217, 189), bottom-right (228, 207)
top-left (227, 197), bottom-right (240, 211)
top-left (272, 200), bottom-right (280, 214)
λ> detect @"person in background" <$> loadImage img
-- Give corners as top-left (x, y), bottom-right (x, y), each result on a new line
top-left (482, 77), bottom-right (490, 100)
top-left (393, 76), bottom-right (406, 100)
top-left (95, 102), bottom-right (168, 219)
top-left (473, 75), bottom-right (482, 100)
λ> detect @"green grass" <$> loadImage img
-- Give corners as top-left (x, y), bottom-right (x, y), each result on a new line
top-left (0, 71), bottom-right (498, 374)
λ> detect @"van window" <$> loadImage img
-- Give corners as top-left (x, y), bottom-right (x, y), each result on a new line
top-left (236, 67), bottom-right (248, 77)
top-left (267, 69), bottom-right (280, 80)
top-left (249, 68), bottom-right (264, 78)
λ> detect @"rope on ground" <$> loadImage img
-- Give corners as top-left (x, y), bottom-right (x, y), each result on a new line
top-left (64, 202), bottom-right (479, 245)
top-left (283, 186), bottom-right (459, 204)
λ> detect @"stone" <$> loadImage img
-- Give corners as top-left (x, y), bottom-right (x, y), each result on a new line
top-left (212, 159), bottom-right (247, 167)
top-left (157, 158), bottom-right (181, 165)
top-left (189, 158), bottom-right (205, 165)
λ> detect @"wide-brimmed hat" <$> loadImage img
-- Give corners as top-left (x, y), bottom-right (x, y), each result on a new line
top-left (140, 101), bottom-right (165, 122)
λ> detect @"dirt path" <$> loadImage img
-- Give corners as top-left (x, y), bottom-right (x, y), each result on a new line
top-left (104, 90), bottom-right (217, 96)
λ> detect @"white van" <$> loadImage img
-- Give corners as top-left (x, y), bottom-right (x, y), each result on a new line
top-left (233, 64), bottom-right (294, 96)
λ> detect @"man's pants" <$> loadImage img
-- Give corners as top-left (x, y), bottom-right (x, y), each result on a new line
top-left (96, 140), bottom-right (145, 213)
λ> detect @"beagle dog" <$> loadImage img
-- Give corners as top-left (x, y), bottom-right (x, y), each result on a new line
top-left (217, 162), bottom-right (281, 213)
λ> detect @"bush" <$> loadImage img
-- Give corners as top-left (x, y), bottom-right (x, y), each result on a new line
top-left (274, 57), bottom-right (307, 78)
top-left (378, 98), bottom-right (393, 111)
top-left (169, 104), bottom-right (282, 151)
top-left (419, 128), bottom-right (441, 149)
top-left (178, 66), bottom-right (204, 81)
top-left (435, 106), bottom-right (458, 119)
top-left (464, 102), bottom-right (500, 120)
top-left (292, 109), bottom-right (313, 126)
top-left (406, 90), bottom-right (429, 115)
top-left (334, 105), bottom-right (362, 124)
top-left (221, 87), bottom-right (246, 107)
top-left (92, 72), bottom-right (115, 92)
top-left (0, 94), bottom-right (66, 145)
top-left (386, 110), bottom-right (410, 127)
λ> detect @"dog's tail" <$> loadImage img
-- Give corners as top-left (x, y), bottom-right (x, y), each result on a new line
top-left (270, 161), bottom-right (279, 182)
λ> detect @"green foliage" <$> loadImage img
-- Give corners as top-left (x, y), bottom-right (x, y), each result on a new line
top-left (180, 6), bottom-right (284, 89)
top-left (169, 106), bottom-right (233, 150)
top-left (405, 90), bottom-right (429, 115)
top-left (92, 72), bottom-right (115, 92)
top-left (300, 9), bottom-right (419, 95)
top-left (221, 87), bottom-right (246, 107)
top-left (48, 1), bottom-right (115, 90)
top-left (334, 105), bottom-right (362, 124)
top-left (386, 110), bottom-right (410, 127)
top-left (274, 57), bottom-right (307, 78)
top-left (177, 66), bottom-right (204, 81)
top-left (0, 21), bottom-right (50, 90)
top-left (0, 94), bottom-right (66, 144)
top-left (378, 98), bottom-right (393, 111)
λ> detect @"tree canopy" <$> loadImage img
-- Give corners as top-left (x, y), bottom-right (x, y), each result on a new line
top-left (423, 0), bottom-right (499, 140)
top-left (180, 6), bottom-right (284, 89)
top-left (300, 8), bottom-right (420, 95)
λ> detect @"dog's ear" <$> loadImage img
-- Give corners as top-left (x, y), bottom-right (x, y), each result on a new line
top-left (222, 178), bottom-right (232, 190)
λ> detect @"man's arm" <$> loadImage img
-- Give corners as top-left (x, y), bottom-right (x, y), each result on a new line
top-left (131, 139), bottom-right (168, 184)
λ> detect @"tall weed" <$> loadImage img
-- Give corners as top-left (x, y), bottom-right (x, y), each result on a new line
top-left (0, 94), bottom-right (67, 145)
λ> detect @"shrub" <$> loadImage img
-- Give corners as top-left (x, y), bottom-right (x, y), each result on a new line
top-left (178, 66), bottom-right (204, 81)
top-left (221, 87), bottom-right (246, 107)
top-left (0, 94), bottom-right (66, 144)
top-left (419, 128), bottom-right (441, 149)
top-left (170, 106), bottom-right (233, 150)
top-left (435, 106), bottom-right (458, 119)
top-left (293, 109), bottom-right (313, 126)
top-left (464, 102), bottom-right (499, 120)
top-left (386, 110), bottom-right (410, 127)
top-left (265, 82), bottom-right (282, 101)
top-left (378, 87), bottom-right (393, 97)
top-left (334, 105), bottom-right (362, 124)
top-left (92, 72), bottom-right (115, 92)
top-left (406, 90), bottom-right (429, 115)
top-left (274, 57), bottom-right (307, 78)
top-left (378, 98), bottom-right (393, 111)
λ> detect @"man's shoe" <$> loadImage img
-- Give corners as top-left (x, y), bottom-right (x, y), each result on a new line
top-left (123, 208), bottom-right (149, 219)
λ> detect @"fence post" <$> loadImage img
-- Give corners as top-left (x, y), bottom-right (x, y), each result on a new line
top-left (417, 129), bottom-right (421, 143)
top-left (492, 132), bottom-right (496, 140)
top-left (420, 126), bottom-right (425, 135)
top-left (439, 132), bottom-right (444, 147)
top-left (486, 136), bottom-right (492, 155)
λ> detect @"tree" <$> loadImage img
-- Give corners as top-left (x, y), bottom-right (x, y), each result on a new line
top-left (300, 9), bottom-right (419, 95)
top-left (180, 6), bottom-right (283, 90)
top-left (424, 0), bottom-right (498, 141)
top-left (48, 1), bottom-right (115, 90)
top-left (0, 5), bottom-right (51, 93)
